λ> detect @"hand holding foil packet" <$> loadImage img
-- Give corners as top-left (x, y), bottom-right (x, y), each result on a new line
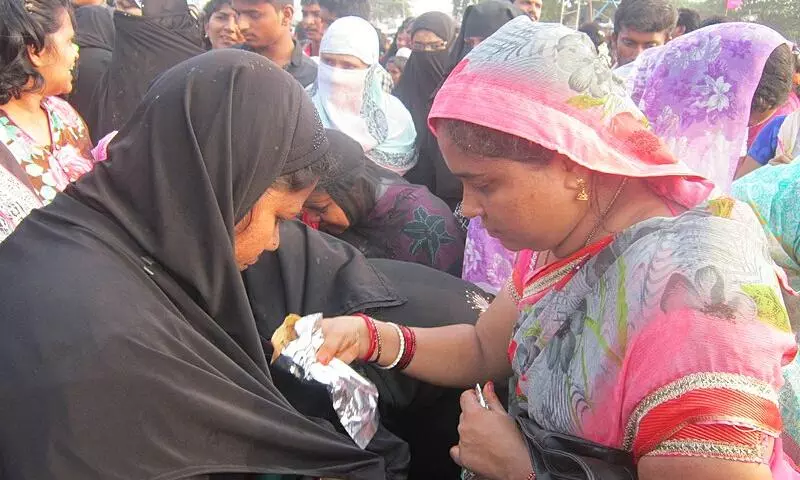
top-left (271, 313), bottom-right (379, 449)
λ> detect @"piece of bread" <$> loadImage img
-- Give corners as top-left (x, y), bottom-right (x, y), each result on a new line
top-left (270, 314), bottom-right (301, 364)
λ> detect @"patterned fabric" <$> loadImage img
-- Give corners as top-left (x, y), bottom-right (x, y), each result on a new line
top-left (309, 17), bottom-right (417, 174)
top-left (462, 216), bottom-right (515, 295)
top-left (732, 163), bottom-right (800, 462)
top-left (0, 96), bottom-right (96, 241)
top-left (429, 19), bottom-right (713, 209)
top-left (749, 115), bottom-right (787, 166)
top-left (338, 183), bottom-right (465, 276)
top-left (508, 199), bottom-right (799, 475)
top-left (631, 23), bottom-right (790, 192)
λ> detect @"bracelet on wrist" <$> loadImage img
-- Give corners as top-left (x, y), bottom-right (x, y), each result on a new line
top-left (397, 325), bottom-right (416, 370)
top-left (355, 313), bottom-right (379, 362)
top-left (378, 322), bottom-right (405, 370)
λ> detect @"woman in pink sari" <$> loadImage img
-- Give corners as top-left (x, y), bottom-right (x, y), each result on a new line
top-left (316, 19), bottom-right (799, 480)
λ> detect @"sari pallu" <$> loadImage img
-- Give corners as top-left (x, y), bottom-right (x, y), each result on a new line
top-left (508, 198), bottom-right (799, 476)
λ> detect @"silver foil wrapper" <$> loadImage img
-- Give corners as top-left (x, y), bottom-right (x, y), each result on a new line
top-left (275, 313), bottom-right (379, 449)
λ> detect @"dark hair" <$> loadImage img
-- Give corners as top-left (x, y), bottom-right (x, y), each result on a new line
top-left (0, 0), bottom-right (73, 105)
top-left (438, 119), bottom-right (552, 164)
top-left (202, 0), bottom-right (231, 22)
top-left (272, 154), bottom-right (335, 191)
top-left (578, 21), bottom-right (604, 49)
top-left (676, 8), bottom-right (700, 33)
top-left (300, 0), bottom-right (318, 5)
top-left (613, 0), bottom-right (677, 36)
top-left (751, 44), bottom-right (794, 116)
top-left (698, 15), bottom-right (730, 29)
top-left (317, 0), bottom-right (370, 21)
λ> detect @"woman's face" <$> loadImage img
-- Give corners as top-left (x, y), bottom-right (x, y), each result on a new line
top-left (29, 9), bottom-right (79, 97)
top-left (397, 26), bottom-right (412, 49)
top-left (387, 61), bottom-right (403, 86)
top-left (206, 4), bottom-right (244, 49)
top-left (303, 190), bottom-right (350, 235)
top-left (233, 183), bottom-right (317, 270)
top-left (320, 53), bottom-right (369, 70)
top-left (411, 29), bottom-right (448, 52)
top-left (438, 129), bottom-right (587, 252)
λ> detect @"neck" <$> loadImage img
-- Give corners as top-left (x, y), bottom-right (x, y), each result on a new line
top-left (2, 91), bottom-right (46, 118)
top-left (551, 178), bottom-right (673, 259)
top-left (310, 40), bottom-right (320, 56)
top-left (255, 34), bottom-right (295, 68)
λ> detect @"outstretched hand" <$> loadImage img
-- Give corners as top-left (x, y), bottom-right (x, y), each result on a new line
top-left (316, 316), bottom-right (369, 365)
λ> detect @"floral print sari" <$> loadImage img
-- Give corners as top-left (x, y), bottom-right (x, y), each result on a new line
top-left (0, 97), bottom-right (96, 241)
top-left (508, 199), bottom-right (799, 476)
top-left (429, 19), bottom-right (798, 476)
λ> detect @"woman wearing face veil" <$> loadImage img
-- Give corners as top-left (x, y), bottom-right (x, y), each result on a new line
top-left (0, 50), bottom-right (391, 479)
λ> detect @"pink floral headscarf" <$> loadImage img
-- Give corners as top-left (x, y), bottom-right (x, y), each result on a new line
top-left (631, 23), bottom-right (789, 192)
top-left (429, 19), bottom-right (713, 209)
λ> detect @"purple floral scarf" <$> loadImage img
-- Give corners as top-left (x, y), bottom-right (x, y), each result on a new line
top-left (631, 23), bottom-right (788, 192)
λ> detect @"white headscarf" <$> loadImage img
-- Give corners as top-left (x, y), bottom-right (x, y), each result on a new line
top-left (310, 17), bottom-right (417, 174)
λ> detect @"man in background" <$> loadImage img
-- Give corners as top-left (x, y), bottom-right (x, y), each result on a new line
top-left (300, 0), bottom-right (323, 56)
top-left (318, 0), bottom-right (371, 26)
top-left (233, 0), bottom-right (317, 86)
top-left (611, 0), bottom-right (677, 67)
top-left (673, 7), bottom-right (700, 37)
top-left (511, 0), bottom-right (542, 21)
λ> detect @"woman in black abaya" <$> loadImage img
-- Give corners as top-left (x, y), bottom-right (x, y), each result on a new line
top-left (69, 4), bottom-right (115, 121)
top-left (0, 50), bottom-right (392, 479)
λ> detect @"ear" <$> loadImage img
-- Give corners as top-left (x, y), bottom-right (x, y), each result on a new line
top-left (281, 4), bottom-right (293, 26)
top-left (26, 44), bottom-right (47, 69)
top-left (555, 154), bottom-right (591, 193)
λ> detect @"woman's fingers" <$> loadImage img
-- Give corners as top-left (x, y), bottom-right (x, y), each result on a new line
top-left (483, 381), bottom-right (506, 412)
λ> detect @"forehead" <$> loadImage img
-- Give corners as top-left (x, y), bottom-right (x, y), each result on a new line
top-left (54, 9), bottom-right (74, 36)
top-left (232, 0), bottom-right (273, 13)
top-left (302, 3), bottom-right (320, 12)
top-left (618, 28), bottom-right (667, 43)
top-left (212, 4), bottom-right (235, 15)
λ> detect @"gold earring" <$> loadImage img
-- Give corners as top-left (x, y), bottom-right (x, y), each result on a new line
top-left (576, 179), bottom-right (589, 201)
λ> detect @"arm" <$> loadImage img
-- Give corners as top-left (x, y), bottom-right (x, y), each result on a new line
top-left (319, 286), bottom-right (518, 388)
top-left (734, 155), bottom-right (763, 180)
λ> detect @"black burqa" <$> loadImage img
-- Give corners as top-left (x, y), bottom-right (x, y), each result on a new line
top-left (69, 5), bottom-right (115, 121)
top-left (449, 1), bottom-right (524, 64)
top-left (0, 50), bottom-right (388, 479)
top-left (406, 3), bottom-right (523, 209)
top-left (394, 11), bottom-right (456, 139)
top-left (244, 220), bottom-right (495, 480)
top-left (82, 0), bottom-right (204, 142)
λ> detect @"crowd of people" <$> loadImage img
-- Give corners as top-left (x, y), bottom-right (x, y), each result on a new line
top-left (1, 0), bottom-right (800, 477)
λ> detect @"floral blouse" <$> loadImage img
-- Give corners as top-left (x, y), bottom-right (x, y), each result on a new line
top-left (0, 97), bottom-right (96, 241)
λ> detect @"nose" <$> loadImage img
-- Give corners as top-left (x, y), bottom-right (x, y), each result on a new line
top-left (225, 16), bottom-right (237, 32)
top-left (459, 189), bottom-right (483, 220)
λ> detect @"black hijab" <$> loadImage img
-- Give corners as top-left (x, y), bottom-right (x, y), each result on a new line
top-left (70, 5), bottom-right (116, 122)
top-left (394, 11), bottom-right (457, 138)
top-left (450, 1), bottom-right (524, 64)
top-left (75, 4), bottom-right (115, 50)
top-left (407, 1), bottom-right (523, 207)
top-left (0, 51), bottom-right (387, 479)
top-left (323, 129), bottom-right (394, 226)
top-left (83, 0), bottom-right (204, 142)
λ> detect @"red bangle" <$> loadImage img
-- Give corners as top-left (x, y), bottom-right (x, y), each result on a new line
top-left (355, 313), bottom-right (379, 362)
top-left (397, 325), bottom-right (416, 370)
